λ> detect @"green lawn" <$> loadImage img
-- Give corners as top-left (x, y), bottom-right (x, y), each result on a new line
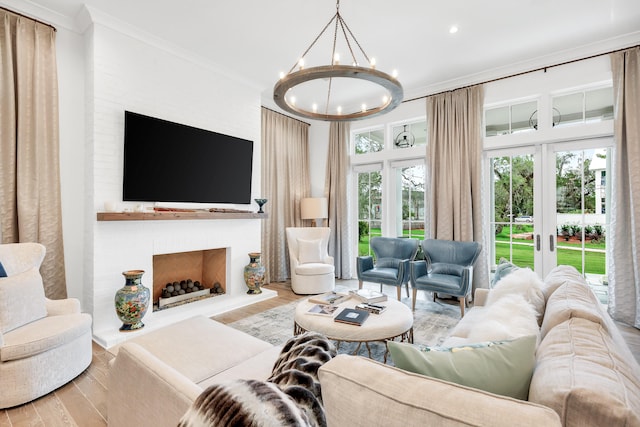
top-left (359, 226), bottom-right (606, 275)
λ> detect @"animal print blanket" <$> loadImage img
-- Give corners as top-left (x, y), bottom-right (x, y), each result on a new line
top-left (178, 332), bottom-right (336, 427)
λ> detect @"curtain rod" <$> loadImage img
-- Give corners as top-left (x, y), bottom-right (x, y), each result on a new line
top-left (0, 6), bottom-right (57, 32)
top-left (262, 106), bottom-right (311, 126)
top-left (404, 43), bottom-right (640, 103)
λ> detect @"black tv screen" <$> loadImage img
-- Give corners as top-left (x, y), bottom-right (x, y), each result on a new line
top-left (123, 111), bottom-right (253, 204)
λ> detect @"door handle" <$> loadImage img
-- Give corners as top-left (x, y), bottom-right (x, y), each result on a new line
top-left (549, 234), bottom-right (555, 252)
top-left (536, 234), bottom-right (541, 251)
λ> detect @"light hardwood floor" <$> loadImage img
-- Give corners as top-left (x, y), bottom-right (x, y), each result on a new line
top-left (2, 281), bottom-right (638, 426)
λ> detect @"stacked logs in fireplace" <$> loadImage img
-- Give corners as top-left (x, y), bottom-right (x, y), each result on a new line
top-left (156, 279), bottom-right (224, 310)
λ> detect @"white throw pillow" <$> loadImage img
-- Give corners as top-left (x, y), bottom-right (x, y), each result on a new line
top-left (466, 294), bottom-right (541, 344)
top-left (488, 267), bottom-right (546, 324)
top-left (297, 238), bottom-right (324, 264)
top-left (0, 267), bottom-right (47, 333)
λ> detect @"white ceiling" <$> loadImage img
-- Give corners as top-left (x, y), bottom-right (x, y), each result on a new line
top-left (7, 0), bottom-right (640, 117)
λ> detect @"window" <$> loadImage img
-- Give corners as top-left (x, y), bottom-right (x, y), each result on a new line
top-left (485, 100), bottom-right (538, 137)
top-left (391, 120), bottom-right (427, 150)
top-left (552, 86), bottom-right (613, 128)
top-left (395, 162), bottom-right (425, 239)
top-left (354, 128), bottom-right (384, 154)
top-left (356, 165), bottom-right (383, 256)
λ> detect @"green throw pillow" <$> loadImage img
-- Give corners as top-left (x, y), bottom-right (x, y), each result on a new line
top-left (491, 258), bottom-right (519, 287)
top-left (388, 335), bottom-right (537, 400)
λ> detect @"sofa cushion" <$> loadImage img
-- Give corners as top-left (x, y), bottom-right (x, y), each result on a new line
top-left (0, 313), bottom-right (92, 361)
top-left (530, 317), bottom-right (640, 427)
top-left (388, 335), bottom-right (537, 400)
top-left (297, 238), bottom-right (323, 264)
top-left (542, 264), bottom-right (582, 301)
top-left (0, 267), bottom-right (47, 334)
top-left (540, 279), bottom-right (606, 339)
top-left (294, 263), bottom-right (334, 276)
top-left (319, 354), bottom-right (562, 427)
top-left (112, 316), bottom-right (273, 384)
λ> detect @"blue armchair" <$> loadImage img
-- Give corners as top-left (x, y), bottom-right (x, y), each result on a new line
top-left (410, 239), bottom-right (482, 317)
top-left (356, 237), bottom-right (419, 301)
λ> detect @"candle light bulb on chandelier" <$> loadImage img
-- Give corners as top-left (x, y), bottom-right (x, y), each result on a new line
top-left (370, 58), bottom-right (376, 69)
top-left (392, 69), bottom-right (399, 78)
top-left (337, 106), bottom-right (342, 114)
top-left (333, 53), bottom-right (340, 65)
top-left (298, 58), bottom-right (305, 70)
top-left (361, 103), bottom-right (367, 112)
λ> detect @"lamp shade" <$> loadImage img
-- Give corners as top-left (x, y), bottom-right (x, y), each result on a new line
top-left (301, 197), bottom-right (328, 220)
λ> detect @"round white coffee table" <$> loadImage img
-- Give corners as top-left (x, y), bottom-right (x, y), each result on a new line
top-left (294, 297), bottom-right (414, 362)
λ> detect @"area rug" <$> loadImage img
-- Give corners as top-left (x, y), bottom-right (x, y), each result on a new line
top-left (228, 296), bottom-right (461, 364)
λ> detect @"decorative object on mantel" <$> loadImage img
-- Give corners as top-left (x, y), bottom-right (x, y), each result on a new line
top-left (115, 270), bottom-right (150, 331)
top-left (244, 252), bottom-right (266, 294)
top-left (254, 198), bottom-right (268, 213)
top-left (273, 0), bottom-right (402, 121)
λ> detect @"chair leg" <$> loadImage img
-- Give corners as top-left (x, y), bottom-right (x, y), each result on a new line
top-left (380, 283), bottom-right (383, 293)
top-left (459, 297), bottom-right (466, 317)
top-left (433, 292), bottom-right (436, 302)
top-left (405, 283), bottom-right (410, 298)
top-left (412, 288), bottom-right (417, 311)
top-left (396, 286), bottom-right (402, 301)
top-left (358, 280), bottom-right (363, 289)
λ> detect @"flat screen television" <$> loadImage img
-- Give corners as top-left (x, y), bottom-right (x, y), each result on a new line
top-left (122, 111), bottom-right (253, 204)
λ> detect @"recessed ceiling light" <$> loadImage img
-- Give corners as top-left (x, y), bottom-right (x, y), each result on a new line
top-left (449, 25), bottom-right (459, 34)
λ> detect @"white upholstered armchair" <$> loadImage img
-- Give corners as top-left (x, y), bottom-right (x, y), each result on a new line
top-left (0, 243), bottom-right (92, 409)
top-left (286, 227), bottom-right (335, 294)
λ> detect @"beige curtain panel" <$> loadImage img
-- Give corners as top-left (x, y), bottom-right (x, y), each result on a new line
top-left (261, 108), bottom-right (311, 282)
top-left (324, 121), bottom-right (352, 279)
top-left (608, 46), bottom-right (640, 328)
top-left (0, 10), bottom-right (67, 299)
top-left (425, 85), bottom-right (488, 290)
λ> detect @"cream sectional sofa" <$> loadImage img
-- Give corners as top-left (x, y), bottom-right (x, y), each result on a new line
top-left (319, 266), bottom-right (640, 427)
top-left (107, 316), bottom-right (283, 427)
top-left (108, 266), bottom-right (640, 427)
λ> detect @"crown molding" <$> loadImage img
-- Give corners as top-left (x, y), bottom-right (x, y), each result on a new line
top-left (406, 30), bottom-right (640, 100)
top-left (0, 0), bottom-right (76, 31)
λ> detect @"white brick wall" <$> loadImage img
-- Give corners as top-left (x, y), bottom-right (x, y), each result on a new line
top-left (86, 23), bottom-right (269, 347)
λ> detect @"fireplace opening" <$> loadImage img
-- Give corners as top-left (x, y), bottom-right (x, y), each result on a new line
top-left (152, 248), bottom-right (226, 311)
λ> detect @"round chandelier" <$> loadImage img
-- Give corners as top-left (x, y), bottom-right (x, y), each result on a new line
top-left (273, 1), bottom-right (403, 122)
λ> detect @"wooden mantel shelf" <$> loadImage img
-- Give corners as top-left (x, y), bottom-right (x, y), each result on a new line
top-left (97, 211), bottom-right (268, 221)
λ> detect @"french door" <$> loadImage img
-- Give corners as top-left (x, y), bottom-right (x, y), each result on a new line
top-left (486, 138), bottom-right (612, 283)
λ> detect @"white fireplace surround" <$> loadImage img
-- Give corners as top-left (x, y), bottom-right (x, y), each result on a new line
top-left (91, 218), bottom-right (275, 348)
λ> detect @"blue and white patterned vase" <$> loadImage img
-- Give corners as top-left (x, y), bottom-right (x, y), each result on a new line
top-left (244, 252), bottom-right (265, 294)
top-left (115, 269), bottom-right (150, 331)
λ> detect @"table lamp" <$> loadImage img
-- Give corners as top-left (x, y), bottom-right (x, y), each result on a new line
top-left (301, 197), bottom-right (328, 227)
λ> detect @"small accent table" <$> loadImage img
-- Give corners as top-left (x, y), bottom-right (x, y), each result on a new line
top-left (293, 297), bottom-right (414, 362)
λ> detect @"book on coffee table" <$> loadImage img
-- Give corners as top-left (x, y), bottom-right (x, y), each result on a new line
top-left (305, 304), bottom-right (340, 317)
top-left (334, 307), bottom-right (369, 326)
top-left (349, 288), bottom-right (388, 303)
top-left (309, 290), bottom-right (350, 305)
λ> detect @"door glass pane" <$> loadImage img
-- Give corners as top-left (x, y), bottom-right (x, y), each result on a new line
top-left (357, 171), bottom-right (382, 256)
top-left (490, 154), bottom-right (535, 270)
top-left (555, 148), bottom-right (609, 303)
top-left (397, 164), bottom-right (425, 239)
top-left (355, 128), bottom-right (384, 154)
